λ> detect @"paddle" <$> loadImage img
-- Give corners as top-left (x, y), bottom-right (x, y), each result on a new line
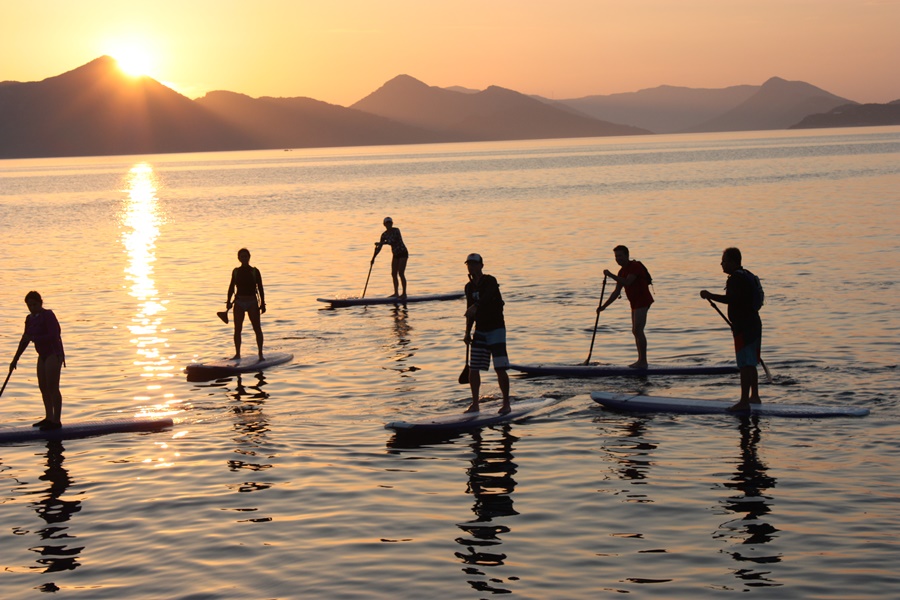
top-left (458, 341), bottom-right (470, 385)
top-left (362, 254), bottom-right (376, 299)
top-left (0, 368), bottom-right (11, 398)
top-left (705, 298), bottom-right (773, 383)
top-left (583, 274), bottom-right (608, 365)
top-left (217, 306), bottom-right (230, 324)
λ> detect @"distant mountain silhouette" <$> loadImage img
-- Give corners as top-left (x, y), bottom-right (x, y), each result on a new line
top-left (0, 59), bottom-right (872, 160)
top-left (682, 77), bottom-right (854, 133)
top-left (790, 100), bottom-right (900, 129)
top-left (0, 56), bottom-right (251, 158)
top-left (196, 91), bottom-right (447, 148)
top-left (352, 75), bottom-right (649, 140)
top-left (553, 84), bottom-right (759, 134)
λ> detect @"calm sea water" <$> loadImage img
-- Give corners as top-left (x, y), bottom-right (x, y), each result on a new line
top-left (1, 128), bottom-right (898, 599)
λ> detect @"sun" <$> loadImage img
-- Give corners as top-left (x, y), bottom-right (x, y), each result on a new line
top-left (111, 44), bottom-right (155, 78)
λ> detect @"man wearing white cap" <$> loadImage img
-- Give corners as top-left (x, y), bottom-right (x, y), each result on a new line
top-left (464, 253), bottom-right (511, 414)
top-left (372, 217), bottom-right (408, 297)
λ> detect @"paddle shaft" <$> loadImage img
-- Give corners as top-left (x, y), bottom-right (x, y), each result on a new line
top-left (362, 256), bottom-right (375, 299)
top-left (584, 274), bottom-right (608, 365)
top-left (706, 298), bottom-right (773, 382)
top-left (0, 368), bottom-right (11, 398)
top-left (459, 341), bottom-right (470, 384)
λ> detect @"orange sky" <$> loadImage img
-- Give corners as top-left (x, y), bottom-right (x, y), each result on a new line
top-left (2, 0), bottom-right (898, 105)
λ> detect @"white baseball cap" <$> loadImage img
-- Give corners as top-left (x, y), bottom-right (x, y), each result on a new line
top-left (383, 216), bottom-right (393, 224)
top-left (465, 253), bottom-right (483, 264)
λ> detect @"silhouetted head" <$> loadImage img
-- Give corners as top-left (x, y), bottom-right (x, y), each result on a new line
top-left (465, 253), bottom-right (484, 277)
top-left (383, 216), bottom-right (393, 230)
top-left (237, 248), bottom-right (251, 264)
top-left (721, 247), bottom-right (742, 274)
top-left (613, 245), bottom-right (630, 267)
top-left (25, 290), bottom-right (43, 314)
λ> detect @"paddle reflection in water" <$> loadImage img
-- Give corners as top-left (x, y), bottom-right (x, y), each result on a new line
top-left (454, 425), bottom-right (519, 595)
top-left (27, 440), bottom-right (83, 585)
top-left (714, 415), bottom-right (780, 588)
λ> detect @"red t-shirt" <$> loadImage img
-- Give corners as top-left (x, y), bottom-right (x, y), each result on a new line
top-left (619, 261), bottom-right (654, 309)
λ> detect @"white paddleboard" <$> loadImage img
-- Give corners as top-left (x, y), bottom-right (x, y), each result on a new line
top-left (0, 417), bottom-right (174, 444)
top-left (385, 397), bottom-right (558, 433)
top-left (510, 363), bottom-right (738, 377)
top-left (317, 292), bottom-right (464, 308)
top-left (185, 352), bottom-right (293, 380)
top-left (591, 391), bottom-right (870, 418)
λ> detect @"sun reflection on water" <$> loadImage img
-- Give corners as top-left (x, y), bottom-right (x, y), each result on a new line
top-left (119, 163), bottom-right (179, 419)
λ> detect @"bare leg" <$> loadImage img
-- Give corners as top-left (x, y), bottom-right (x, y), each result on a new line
top-left (232, 308), bottom-right (245, 359)
top-left (397, 255), bottom-right (408, 297)
top-left (466, 368), bottom-right (481, 412)
top-left (497, 368), bottom-right (511, 414)
top-left (729, 366), bottom-right (760, 411)
top-left (248, 309), bottom-right (264, 359)
top-left (629, 307), bottom-right (649, 368)
top-left (37, 354), bottom-right (63, 428)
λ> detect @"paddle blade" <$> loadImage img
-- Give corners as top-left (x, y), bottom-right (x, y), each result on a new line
top-left (458, 365), bottom-right (469, 385)
top-left (216, 311), bottom-right (229, 324)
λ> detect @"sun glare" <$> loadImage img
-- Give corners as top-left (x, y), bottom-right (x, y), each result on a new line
top-left (112, 45), bottom-right (155, 77)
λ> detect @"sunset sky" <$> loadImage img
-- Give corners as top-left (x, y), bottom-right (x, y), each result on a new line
top-left (2, 0), bottom-right (898, 105)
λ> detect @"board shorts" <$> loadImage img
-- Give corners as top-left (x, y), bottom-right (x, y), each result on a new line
top-left (234, 295), bottom-right (259, 313)
top-left (470, 328), bottom-right (509, 372)
top-left (733, 332), bottom-right (761, 369)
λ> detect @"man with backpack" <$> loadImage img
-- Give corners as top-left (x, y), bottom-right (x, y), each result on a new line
top-left (700, 247), bottom-right (763, 411)
top-left (597, 245), bottom-right (654, 368)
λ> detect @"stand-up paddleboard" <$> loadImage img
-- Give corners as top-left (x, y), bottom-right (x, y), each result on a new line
top-left (317, 292), bottom-right (464, 308)
top-left (511, 363), bottom-right (738, 378)
top-left (591, 392), bottom-right (870, 418)
top-left (185, 352), bottom-right (293, 380)
top-left (386, 397), bottom-right (558, 433)
top-left (0, 417), bottom-right (174, 444)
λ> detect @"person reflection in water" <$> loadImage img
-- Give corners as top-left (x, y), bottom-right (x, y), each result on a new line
top-left (10, 291), bottom-right (65, 430)
top-left (454, 426), bottom-right (519, 594)
top-left (226, 248), bottom-right (266, 360)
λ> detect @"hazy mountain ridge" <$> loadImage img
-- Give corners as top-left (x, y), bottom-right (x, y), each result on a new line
top-left (0, 57), bottom-right (886, 159)
top-left (791, 100), bottom-right (900, 129)
top-left (352, 75), bottom-right (648, 140)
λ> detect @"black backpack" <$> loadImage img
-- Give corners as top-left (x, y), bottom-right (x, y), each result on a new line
top-left (737, 269), bottom-right (764, 311)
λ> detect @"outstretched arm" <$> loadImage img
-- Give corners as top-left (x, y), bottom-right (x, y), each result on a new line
top-left (10, 332), bottom-right (31, 370)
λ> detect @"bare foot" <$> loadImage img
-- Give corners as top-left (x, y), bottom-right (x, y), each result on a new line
top-left (33, 418), bottom-right (49, 428)
top-left (231, 354), bottom-right (241, 360)
top-left (629, 361), bottom-right (648, 369)
top-left (727, 401), bottom-right (752, 412)
top-left (498, 403), bottom-right (512, 415)
top-left (40, 421), bottom-right (62, 431)
top-left (464, 402), bottom-right (480, 413)
top-left (258, 354), bottom-right (265, 361)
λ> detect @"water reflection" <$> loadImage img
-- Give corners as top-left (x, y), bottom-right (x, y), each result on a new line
top-left (227, 374), bottom-right (275, 502)
top-left (119, 163), bottom-right (176, 410)
top-left (27, 440), bottom-right (83, 577)
top-left (385, 425), bottom-right (521, 595)
top-left (606, 417), bottom-right (657, 502)
top-left (382, 305), bottom-right (419, 378)
top-left (715, 416), bottom-right (781, 588)
top-left (454, 426), bottom-right (519, 594)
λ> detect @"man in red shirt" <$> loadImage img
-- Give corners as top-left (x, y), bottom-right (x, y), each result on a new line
top-left (597, 245), bottom-right (654, 368)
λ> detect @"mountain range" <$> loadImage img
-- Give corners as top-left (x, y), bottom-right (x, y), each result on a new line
top-left (0, 56), bottom-right (893, 159)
